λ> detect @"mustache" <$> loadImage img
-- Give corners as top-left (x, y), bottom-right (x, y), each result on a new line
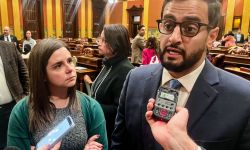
top-left (161, 44), bottom-right (185, 54)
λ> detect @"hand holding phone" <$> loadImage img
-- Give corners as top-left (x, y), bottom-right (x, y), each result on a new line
top-left (36, 116), bottom-right (75, 149)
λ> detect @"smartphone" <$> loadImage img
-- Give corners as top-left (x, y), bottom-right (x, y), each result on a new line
top-left (153, 86), bottom-right (179, 122)
top-left (36, 115), bottom-right (75, 149)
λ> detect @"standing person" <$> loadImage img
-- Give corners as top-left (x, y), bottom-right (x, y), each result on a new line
top-left (235, 28), bottom-right (244, 43)
top-left (0, 41), bottom-right (29, 149)
top-left (7, 39), bottom-right (108, 150)
top-left (0, 26), bottom-right (20, 52)
top-left (84, 24), bottom-right (134, 147)
top-left (111, 0), bottom-right (250, 150)
top-left (142, 36), bottom-right (159, 65)
top-left (22, 30), bottom-right (36, 57)
top-left (131, 25), bottom-right (146, 65)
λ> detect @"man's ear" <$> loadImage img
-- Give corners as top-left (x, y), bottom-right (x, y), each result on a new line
top-left (207, 27), bottom-right (219, 49)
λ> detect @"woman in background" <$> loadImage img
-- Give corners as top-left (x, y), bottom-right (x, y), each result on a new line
top-left (7, 39), bottom-right (107, 150)
top-left (84, 24), bottom-right (134, 146)
top-left (22, 30), bottom-right (36, 58)
top-left (142, 37), bottom-right (159, 65)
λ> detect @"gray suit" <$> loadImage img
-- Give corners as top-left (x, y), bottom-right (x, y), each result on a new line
top-left (131, 34), bottom-right (145, 64)
top-left (111, 60), bottom-right (250, 150)
top-left (0, 41), bottom-right (29, 149)
top-left (0, 41), bottom-right (29, 101)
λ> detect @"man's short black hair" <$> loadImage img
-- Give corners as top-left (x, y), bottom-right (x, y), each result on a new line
top-left (138, 25), bottom-right (145, 31)
top-left (160, 0), bottom-right (221, 28)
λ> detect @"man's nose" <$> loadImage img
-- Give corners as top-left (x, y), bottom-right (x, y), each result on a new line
top-left (168, 26), bottom-right (182, 44)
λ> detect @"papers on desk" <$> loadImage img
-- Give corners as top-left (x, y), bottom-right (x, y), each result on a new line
top-left (75, 66), bottom-right (87, 70)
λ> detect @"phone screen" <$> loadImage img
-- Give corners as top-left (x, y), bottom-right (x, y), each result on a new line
top-left (36, 116), bottom-right (75, 149)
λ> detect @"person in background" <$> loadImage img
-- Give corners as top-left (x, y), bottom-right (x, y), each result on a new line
top-left (0, 26), bottom-right (20, 53)
top-left (84, 24), bottom-right (134, 148)
top-left (7, 39), bottom-right (108, 150)
top-left (0, 41), bottom-right (29, 149)
top-left (221, 31), bottom-right (236, 47)
top-left (22, 30), bottom-right (36, 58)
top-left (235, 28), bottom-right (244, 43)
top-left (111, 0), bottom-right (250, 150)
top-left (142, 36), bottom-right (159, 65)
top-left (131, 25), bottom-right (146, 65)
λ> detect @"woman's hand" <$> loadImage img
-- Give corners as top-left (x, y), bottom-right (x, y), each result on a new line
top-left (84, 135), bottom-right (103, 150)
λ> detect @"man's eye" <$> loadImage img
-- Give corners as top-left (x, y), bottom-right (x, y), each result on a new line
top-left (164, 23), bottom-right (175, 31)
top-left (182, 24), bottom-right (198, 34)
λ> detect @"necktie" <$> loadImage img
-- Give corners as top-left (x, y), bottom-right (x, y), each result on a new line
top-left (169, 79), bottom-right (182, 89)
top-left (7, 36), bottom-right (10, 42)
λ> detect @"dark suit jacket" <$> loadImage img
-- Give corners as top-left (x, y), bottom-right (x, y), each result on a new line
top-left (0, 34), bottom-right (20, 52)
top-left (235, 33), bottom-right (245, 43)
top-left (0, 41), bottom-right (29, 102)
top-left (111, 60), bottom-right (250, 150)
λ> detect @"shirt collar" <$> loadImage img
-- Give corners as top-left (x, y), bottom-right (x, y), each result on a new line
top-left (162, 60), bottom-right (205, 92)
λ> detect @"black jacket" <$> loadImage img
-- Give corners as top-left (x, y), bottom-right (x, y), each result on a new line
top-left (0, 34), bottom-right (20, 53)
top-left (91, 56), bottom-right (134, 141)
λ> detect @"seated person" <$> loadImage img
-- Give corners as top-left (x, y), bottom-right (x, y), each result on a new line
top-left (221, 31), bottom-right (236, 47)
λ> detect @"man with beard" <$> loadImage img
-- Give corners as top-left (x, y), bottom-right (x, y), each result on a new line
top-left (111, 0), bottom-right (250, 150)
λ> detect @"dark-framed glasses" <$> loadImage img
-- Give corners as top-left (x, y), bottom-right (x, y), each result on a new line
top-left (156, 19), bottom-right (212, 37)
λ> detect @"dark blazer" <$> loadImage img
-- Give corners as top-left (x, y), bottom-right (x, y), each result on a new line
top-left (0, 41), bottom-right (29, 102)
top-left (0, 34), bottom-right (20, 52)
top-left (91, 57), bottom-right (134, 144)
top-left (235, 33), bottom-right (245, 43)
top-left (111, 60), bottom-right (250, 150)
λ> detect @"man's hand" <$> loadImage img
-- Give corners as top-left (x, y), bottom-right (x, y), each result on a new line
top-left (145, 98), bottom-right (198, 150)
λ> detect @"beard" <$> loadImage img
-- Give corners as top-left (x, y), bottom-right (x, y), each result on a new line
top-left (160, 45), bottom-right (205, 72)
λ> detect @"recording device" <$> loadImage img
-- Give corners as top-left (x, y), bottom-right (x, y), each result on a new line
top-left (36, 116), bottom-right (75, 149)
top-left (153, 86), bottom-right (179, 122)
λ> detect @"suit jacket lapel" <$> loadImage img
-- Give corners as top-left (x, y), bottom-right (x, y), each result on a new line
top-left (141, 64), bottom-right (163, 149)
top-left (186, 60), bottom-right (219, 131)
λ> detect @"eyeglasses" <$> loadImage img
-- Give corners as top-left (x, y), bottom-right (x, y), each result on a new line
top-left (96, 37), bottom-right (106, 45)
top-left (156, 19), bottom-right (212, 37)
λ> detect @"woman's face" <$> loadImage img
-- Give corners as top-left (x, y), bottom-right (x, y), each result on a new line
top-left (97, 31), bottom-right (113, 58)
top-left (46, 47), bottom-right (76, 91)
top-left (26, 31), bottom-right (31, 39)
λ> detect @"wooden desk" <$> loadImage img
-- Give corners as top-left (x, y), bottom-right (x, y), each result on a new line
top-left (224, 55), bottom-right (250, 67)
top-left (210, 49), bottom-right (228, 55)
top-left (77, 55), bottom-right (102, 70)
top-left (225, 67), bottom-right (250, 80)
top-left (76, 68), bottom-right (97, 92)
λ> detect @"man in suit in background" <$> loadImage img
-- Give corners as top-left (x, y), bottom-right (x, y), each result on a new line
top-left (111, 0), bottom-right (250, 150)
top-left (0, 41), bottom-right (29, 149)
top-left (235, 28), bottom-right (245, 43)
top-left (0, 26), bottom-right (20, 53)
top-left (131, 25), bottom-right (146, 65)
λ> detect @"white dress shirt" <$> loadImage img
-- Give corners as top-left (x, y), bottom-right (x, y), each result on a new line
top-left (161, 60), bottom-right (205, 107)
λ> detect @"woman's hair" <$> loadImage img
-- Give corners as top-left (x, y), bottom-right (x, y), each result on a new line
top-left (28, 38), bottom-right (78, 132)
top-left (103, 24), bottom-right (131, 58)
top-left (146, 37), bottom-right (158, 49)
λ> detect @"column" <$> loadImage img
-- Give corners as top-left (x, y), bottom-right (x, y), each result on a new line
top-left (46, 0), bottom-right (53, 37)
top-left (241, 0), bottom-right (250, 37)
top-left (143, 0), bottom-right (149, 38)
top-left (55, 0), bottom-right (62, 38)
top-left (105, 3), bottom-right (111, 24)
top-left (224, 0), bottom-right (235, 34)
top-left (80, 0), bottom-right (86, 38)
top-left (0, 0), bottom-right (9, 30)
top-left (12, 0), bottom-right (22, 40)
top-left (87, 0), bottom-right (93, 38)
top-left (122, 1), bottom-right (128, 29)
